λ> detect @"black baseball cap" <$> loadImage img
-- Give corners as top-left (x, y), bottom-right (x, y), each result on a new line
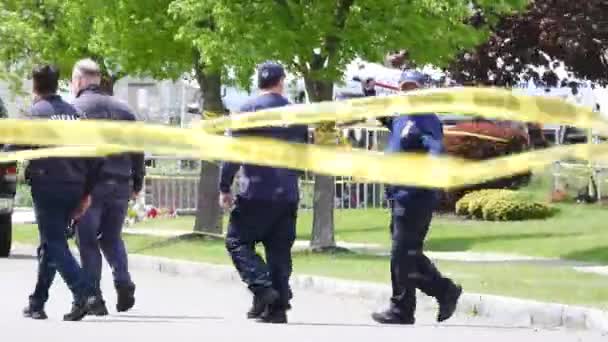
top-left (258, 61), bottom-right (286, 89)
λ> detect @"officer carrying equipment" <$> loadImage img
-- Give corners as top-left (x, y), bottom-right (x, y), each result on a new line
top-left (368, 70), bottom-right (463, 325)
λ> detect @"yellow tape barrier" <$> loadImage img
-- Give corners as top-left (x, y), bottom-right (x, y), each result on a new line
top-left (0, 118), bottom-right (606, 189)
top-left (200, 87), bottom-right (608, 134)
top-left (0, 87), bottom-right (605, 188)
top-left (0, 145), bottom-right (132, 163)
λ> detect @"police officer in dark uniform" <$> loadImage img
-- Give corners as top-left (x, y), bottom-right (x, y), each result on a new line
top-left (69, 59), bottom-right (145, 314)
top-left (220, 61), bottom-right (307, 324)
top-left (18, 65), bottom-right (105, 321)
top-left (366, 71), bottom-right (463, 325)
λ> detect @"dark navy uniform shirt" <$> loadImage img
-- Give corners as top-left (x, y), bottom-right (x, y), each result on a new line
top-left (72, 85), bottom-right (146, 192)
top-left (24, 95), bottom-right (103, 195)
top-left (382, 114), bottom-right (444, 205)
top-left (219, 93), bottom-right (308, 203)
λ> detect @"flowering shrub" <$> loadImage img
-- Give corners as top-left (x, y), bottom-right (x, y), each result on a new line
top-left (455, 189), bottom-right (554, 221)
top-left (123, 195), bottom-right (177, 226)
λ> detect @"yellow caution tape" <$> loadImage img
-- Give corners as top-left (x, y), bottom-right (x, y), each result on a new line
top-left (202, 111), bottom-right (224, 121)
top-left (0, 145), bottom-right (133, 163)
top-left (200, 87), bottom-right (608, 134)
top-left (0, 118), bottom-right (606, 189)
top-left (0, 87), bottom-right (606, 188)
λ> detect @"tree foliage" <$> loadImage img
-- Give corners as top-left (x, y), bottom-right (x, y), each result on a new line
top-left (0, 0), bottom-right (225, 234)
top-left (170, 0), bottom-right (528, 249)
top-left (0, 1), bottom-right (97, 83)
top-left (0, 0), bottom-right (192, 89)
top-left (449, 0), bottom-right (608, 86)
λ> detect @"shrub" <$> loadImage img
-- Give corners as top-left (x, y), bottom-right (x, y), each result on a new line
top-left (456, 189), bottom-right (553, 221)
top-left (437, 120), bottom-right (533, 212)
top-left (467, 197), bottom-right (487, 219)
top-left (456, 189), bottom-right (519, 216)
top-left (482, 199), bottom-right (553, 221)
top-left (444, 120), bottom-right (530, 159)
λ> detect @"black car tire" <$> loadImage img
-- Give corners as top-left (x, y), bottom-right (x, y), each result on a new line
top-left (0, 213), bottom-right (12, 258)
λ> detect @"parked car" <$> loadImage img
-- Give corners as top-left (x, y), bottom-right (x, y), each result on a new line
top-left (0, 97), bottom-right (18, 257)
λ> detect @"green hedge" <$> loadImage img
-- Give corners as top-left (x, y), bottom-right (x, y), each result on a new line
top-left (455, 189), bottom-right (554, 221)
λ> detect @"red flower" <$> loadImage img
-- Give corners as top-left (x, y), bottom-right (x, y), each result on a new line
top-left (147, 207), bottom-right (158, 218)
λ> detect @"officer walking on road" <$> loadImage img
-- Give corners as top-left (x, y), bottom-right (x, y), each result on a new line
top-left (367, 70), bottom-right (463, 325)
top-left (220, 61), bottom-right (307, 324)
top-left (20, 65), bottom-right (105, 321)
top-left (70, 59), bottom-right (145, 315)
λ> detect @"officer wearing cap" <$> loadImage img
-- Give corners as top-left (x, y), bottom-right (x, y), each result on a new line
top-left (220, 61), bottom-right (307, 324)
top-left (70, 58), bottom-right (145, 315)
top-left (366, 70), bottom-right (463, 325)
top-left (17, 65), bottom-right (105, 321)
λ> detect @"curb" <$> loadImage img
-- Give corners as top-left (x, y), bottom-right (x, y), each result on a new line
top-left (12, 244), bottom-right (608, 333)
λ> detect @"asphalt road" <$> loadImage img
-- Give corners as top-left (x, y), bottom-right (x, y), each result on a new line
top-left (1, 254), bottom-right (606, 342)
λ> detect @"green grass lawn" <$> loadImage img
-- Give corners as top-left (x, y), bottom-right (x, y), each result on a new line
top-left (127, 171), bottom-right (608, 263)
top-left (12, 223), bottom-right (608, 309)
top-left (132, 201), bottom-right (608, 264)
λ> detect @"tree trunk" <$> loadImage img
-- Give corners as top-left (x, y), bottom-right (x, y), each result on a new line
top-left (100, 73), bottom-right (116, 95)
top-left (193, 66), bottom-right (224, 235)
top-left (304, 77), bottom-right (337, 250)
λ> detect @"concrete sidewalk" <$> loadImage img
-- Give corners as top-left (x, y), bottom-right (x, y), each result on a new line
top-left (10, 243), bottom-right (608, 335)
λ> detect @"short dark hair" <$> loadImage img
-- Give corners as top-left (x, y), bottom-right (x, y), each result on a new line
top-left (32, 64), bottom-right (60, 95)
top-left (259, 76), bottom-right (284, 90)
top-left (257, 62), bottom-right (286, 90)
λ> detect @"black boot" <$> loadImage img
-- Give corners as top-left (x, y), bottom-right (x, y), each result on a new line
top-left (88, 296), bottom-right (109, 316)
top-left (247, 296), bottom-right (265, 319)
top-left (63, 295), bottom-right (105, 321)
top-left (116, 283), bottom-right (136, 313)
top-left (23, 302), bottom-right (48, 320)
top-left (437, 283), bottom-right (462, 322)
top-left (256, 306), bottom-right (287, 324)
top-left (247, 287), bottom-right (279, 319)
top-left (371, 309), bottom-right (415, 325)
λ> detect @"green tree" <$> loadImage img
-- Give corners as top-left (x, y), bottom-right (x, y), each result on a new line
top-left (169, 0), bottom-right (528, 250)
top-left (0, 0), bottom-right (227, 235)
top-left (0, 0), bottom-right (121, 93)
top-left (73, 0), bottom-right (227, 235)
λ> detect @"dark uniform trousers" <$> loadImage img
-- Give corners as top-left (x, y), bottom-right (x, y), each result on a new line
top-left (76, 179), bottom-right (133, 294)
top-left (30, 183), bottom-right (92, 306)
top-left (389, 199), bottom-right (453, 317)
top-left (225, 197), bottom-right (297, 310)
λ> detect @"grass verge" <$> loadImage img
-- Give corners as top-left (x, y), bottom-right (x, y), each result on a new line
top-left (131, 201), bottom-right (608, 264)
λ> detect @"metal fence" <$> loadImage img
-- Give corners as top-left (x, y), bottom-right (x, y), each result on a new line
top-left (144, 175), bottom-right (387, 212)
top-left (144, 126), bottom-right (392, 211)
top-left (144, 176), bottom-right (199, 212)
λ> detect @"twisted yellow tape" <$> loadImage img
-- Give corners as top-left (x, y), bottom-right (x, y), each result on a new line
top-left (0, 119), bottom-right (604, 189)
top-left (200, 87), bottom-right (607, 133)
top-left (0, 87), bottom-right (604, 188)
